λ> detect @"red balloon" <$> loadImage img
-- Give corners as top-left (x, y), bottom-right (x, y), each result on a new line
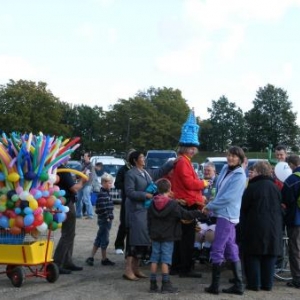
top-left (38, 197), bottom-right (47, 207)
top-left (33, 214), bottom-right (43, 226)
top-left (24, 225), bottom-right (35, 233)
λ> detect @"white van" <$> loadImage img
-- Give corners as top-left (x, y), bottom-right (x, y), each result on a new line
top-left (90, 156), bottom-right (125, 203)
top-left (200, 157), bottom-right (227, 175)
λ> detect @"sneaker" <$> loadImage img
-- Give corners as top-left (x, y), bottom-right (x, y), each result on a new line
top-left (101, 258), bottom-right (115, 266)
top-left (86, 257), bottom-right (94, 266)
top-left (115, 249), bottom-right (124, 255)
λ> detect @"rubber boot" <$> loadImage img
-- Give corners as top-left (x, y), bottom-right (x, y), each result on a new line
top-left (149, 280), bottom-right (159, 293)
top-left (161, 280), bottom-right (179, 294)
top-left (204, 264), bottom-right (221, 295)
top-left (222, 261), bottom-right (244, 295)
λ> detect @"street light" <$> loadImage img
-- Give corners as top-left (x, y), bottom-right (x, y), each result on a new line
top-left (126, 117), bottom-right (132, 150)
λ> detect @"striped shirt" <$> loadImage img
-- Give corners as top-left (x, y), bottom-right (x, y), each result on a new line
top-left (95, 187), bottom-right (114, 220)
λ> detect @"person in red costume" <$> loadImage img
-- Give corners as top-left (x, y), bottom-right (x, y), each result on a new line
top-left (170, 145), bottom-right (208, 278)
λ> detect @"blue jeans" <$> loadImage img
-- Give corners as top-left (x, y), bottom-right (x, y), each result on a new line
top-left (94, 218), bottom-right (112, 249)
top-left (150, 241), bottom-right (174, 265)
top-left (76, 185), bottom-right (94, 218)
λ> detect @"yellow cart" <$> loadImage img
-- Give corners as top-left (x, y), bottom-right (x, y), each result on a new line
top-left (0, 229), bottom-right (59, 287)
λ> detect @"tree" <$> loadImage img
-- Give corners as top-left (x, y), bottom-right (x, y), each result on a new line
top-left (105, 87), bottom-right (190, 152)
top-left (244, 84), bottom-right (300, 151)
top-left (204, 96), bottom-right (246, 151)
top-left (0, 79), bottom-right (69, 136)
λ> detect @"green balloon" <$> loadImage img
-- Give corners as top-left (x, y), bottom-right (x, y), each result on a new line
top-left (40, 172), bottom-right (49, 182)
top-left (50, 221), bottom-right (58, 231)
top-left (43, 211), bottom-right (53, 225)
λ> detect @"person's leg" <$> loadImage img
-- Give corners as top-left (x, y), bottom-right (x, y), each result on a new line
top-left (82, 185), bottom-right (93, 218)
top-left (100, 220), bottom-right (115, 265)
top-left (161, 241), bottom-right (178, 293)
top-left (149, 242), bottom-right (159, 292)
top-left (261, 255), bottom-right (277, 291)
top-left (114, 196), bottom-right (126, 252)
top-left (86, 222), bottom-right (102, 266)
top-left (76, 189), bottom-right (83, 218)
top-left (244, 255), bottom-right (261, 290)
top-left (286, 226), bottom-right (300, 287)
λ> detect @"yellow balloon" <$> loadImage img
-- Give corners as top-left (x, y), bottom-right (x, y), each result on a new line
top-left (9, 218), bottom-right (15, 228)
top-left (29, 200), bottom-right (38, 210)
top-left (7, 172), bottom-right (20, 182)
top-left (56, 168), bottom-right (88, 180)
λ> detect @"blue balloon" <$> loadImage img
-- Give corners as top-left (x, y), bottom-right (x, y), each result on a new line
top-left (35, 190), bottom-right (43, 199)
top-left (14, 207), bottom-right (22, 215)
top-left (24, 207), bottom-right (33, 215)
top-left (0, 215), bottom-right (9, 228)
top-left (24, 214), bottom-right (34, 226)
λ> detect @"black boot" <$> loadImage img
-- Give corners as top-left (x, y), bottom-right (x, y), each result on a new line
top-left (222, 261), bottom-right (244, 295)
top-left (161, 280), bottom-right (179, 294)
top-left (149, 280), bottom-right (159, 293)
top-left (204, 264), bottom-right (221, 295)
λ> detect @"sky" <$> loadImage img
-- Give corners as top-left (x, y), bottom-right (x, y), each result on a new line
top-left (1, 0), bottom-right (300, 123)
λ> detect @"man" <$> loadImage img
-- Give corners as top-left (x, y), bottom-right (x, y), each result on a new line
top-left (54, 165), bottom-right (87, 274)
top-left (281, 154), bottom-right (300, 289)
top-left (275, 145), bottom-right (288, 162)
top-left (76, 152), bottom-right (94, 219)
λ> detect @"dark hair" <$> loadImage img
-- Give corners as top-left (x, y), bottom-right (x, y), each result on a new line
top-left (95, 162), bottom-right (103, 167)
top-left (155, 178), bottom-right (171, 194)
top-left (286, 154), bottom-right (300, 166)
top-left (128, 150), bottom-right (144, 166)
top-left (227, 146), bottom-right (246, 164)
top-left (275, 144), bottom-right (287, 152)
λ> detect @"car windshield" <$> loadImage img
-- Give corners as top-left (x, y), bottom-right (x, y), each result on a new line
top-left (102, 165), bottom-right (123, 177)
top-left (146, 152), bottom-right (176, 169)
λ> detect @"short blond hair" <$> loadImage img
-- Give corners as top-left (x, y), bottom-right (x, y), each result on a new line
top-left (101, 173), bottom-right (114, 184)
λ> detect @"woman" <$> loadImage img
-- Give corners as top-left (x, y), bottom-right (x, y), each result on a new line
top-left (241, 161), bottom-right (282, 291)
top-left (170, 145), bottom-right (207, 278)
top-left (203, 146), bottom-right (247, 295)
top-left (123, 150), bottom-right (173, 281)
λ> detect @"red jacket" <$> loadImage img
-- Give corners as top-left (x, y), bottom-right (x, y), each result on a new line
top-left (171, 155), bottom-right (206, 207)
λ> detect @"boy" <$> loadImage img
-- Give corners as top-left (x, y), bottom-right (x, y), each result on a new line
top-left (147, 178), bottom-right (203, 293)
top-left (86, 173), bottom-right (115, 266)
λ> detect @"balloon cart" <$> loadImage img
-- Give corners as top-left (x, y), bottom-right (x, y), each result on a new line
top-left (0, 227), bottom-right (58, 287)
top-left (0, 132), bottom-right (87, 287)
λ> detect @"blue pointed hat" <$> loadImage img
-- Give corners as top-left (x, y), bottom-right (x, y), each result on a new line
top-left (179, 109), bottom-right (200, 147)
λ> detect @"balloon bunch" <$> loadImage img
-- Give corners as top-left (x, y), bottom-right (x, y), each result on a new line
top-left (0, 132), bottom-right (81, 235)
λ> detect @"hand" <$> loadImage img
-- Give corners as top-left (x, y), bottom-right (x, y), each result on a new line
top-left (145, 193), bottom-right (153, 199)
top-left (202, 206), bottom-right (209, 215)
top-left (177, 199), bottom-right (187, 206)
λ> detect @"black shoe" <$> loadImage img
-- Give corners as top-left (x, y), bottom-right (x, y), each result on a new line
top-left (64, 264), bottom-right (83, 271)
top-left (86, 257), bottom-right (94, 266)
top-left (179, 271), bottom-right (202, 278)
top-left (101, 258), bottom-right (115, 266)
top-left (59, 267), bottom-right (72, 275)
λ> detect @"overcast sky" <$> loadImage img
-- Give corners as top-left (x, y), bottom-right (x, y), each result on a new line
top-left (1, 0), bottom-right (300, 122)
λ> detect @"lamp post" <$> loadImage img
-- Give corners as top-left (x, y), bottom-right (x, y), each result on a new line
top-left (126, 117), bottom-right (132, 150)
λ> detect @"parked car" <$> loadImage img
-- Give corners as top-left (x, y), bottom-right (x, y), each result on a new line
top-left (90, 156), bottom-right (125, 203)
top-left (145, 150), bottom-right (177, 169)
top-left (65, 160), bottom-right (82, 181)
top-left (192, 162), bottom-right (203, 179)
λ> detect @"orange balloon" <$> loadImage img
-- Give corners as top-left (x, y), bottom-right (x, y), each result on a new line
top-left (15, 215), bottom-right (24, 228)
top-left (46, 196), bottom-right (56, 208)
top-left (10, 226), bottom-right (22, 235)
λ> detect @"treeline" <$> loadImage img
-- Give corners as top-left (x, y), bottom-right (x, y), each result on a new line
top-left (0, 79), bottom-right (299, 158)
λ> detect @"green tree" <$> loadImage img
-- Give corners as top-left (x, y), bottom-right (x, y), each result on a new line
top-left (205, 96), bottom-right (246, 151)
top-left (244, 84), bottom-right (300, 151)
top-left (105, 87), bottom-right (190, 152)
top-left (0, 79), bottom-right (69, 136)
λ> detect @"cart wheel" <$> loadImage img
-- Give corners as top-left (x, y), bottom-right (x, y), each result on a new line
top-left (46, 263), bottom-right (59, 283)
top-left (6, 265), bottom-right (16, 279)
top-left (10, 267), bottom-right (25, 288)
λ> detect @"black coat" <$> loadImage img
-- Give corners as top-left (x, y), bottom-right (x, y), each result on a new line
top-left (147, 200), bottom-right (202, 242)
top-left (240, 175), bottom-right (283, 256)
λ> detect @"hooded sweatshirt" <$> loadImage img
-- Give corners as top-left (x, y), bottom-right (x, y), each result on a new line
top-left (147, 194), bottom-right (203, 242)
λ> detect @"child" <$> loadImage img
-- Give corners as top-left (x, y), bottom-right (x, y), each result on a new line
top-left (147, 178), bottom-right (203, 293)
top-left (86, 173), bottom-right (115, 266)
